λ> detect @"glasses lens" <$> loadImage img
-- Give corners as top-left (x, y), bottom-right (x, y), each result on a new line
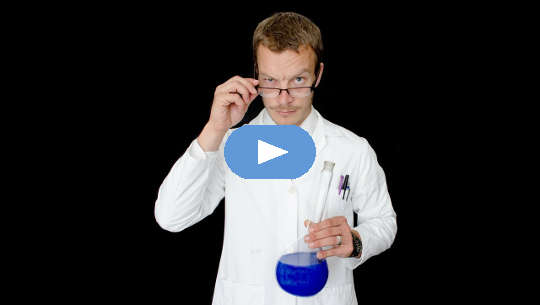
top-left (258, 88), bottom-right (279, 98)
top-left (288, 87), bottom-right (312, 98)
top-left (257, 87), bottom-right (312, 98)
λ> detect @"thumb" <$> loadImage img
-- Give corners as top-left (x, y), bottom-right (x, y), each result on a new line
top-left (248, 78), bottom-right (259, 86)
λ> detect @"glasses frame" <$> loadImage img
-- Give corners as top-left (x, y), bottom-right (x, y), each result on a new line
top-left (254, 69), bottom-right (321, 98)
top-left (253, 62), bottom-right (321, 97)
top-left (255, 84), bottom-right (317, 98)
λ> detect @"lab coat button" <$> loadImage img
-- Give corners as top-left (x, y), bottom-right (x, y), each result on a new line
top-left (288, 185), bottom-right (296, 194)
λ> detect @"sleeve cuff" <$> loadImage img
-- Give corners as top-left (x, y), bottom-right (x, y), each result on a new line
top-left (343, 226), bottom-right (368, 270)
top-left (188, 138), bottom-right (219, 160)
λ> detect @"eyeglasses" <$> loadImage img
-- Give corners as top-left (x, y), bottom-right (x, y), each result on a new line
top-left (254, 68), bottom-right (321, 98)
top-left (256, 83), bottom-right (316, 98)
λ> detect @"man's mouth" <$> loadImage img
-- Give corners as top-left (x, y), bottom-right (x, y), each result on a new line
top-left (276, 109), bottom-right (296, 114)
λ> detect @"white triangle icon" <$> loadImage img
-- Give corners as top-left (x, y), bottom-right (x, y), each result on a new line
top-left (258, 140), bottom-right (288, 165)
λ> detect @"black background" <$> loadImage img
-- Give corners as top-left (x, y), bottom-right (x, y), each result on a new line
top-left (26, 3), bottom-right (505, 303)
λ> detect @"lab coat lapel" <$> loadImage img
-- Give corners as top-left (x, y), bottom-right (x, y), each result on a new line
top-left (311, 108), bottom-right (328, 155)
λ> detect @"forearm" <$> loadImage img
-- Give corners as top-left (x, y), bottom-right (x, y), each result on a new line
top-left (197, 121), bottom-right (228, 152)
top-left (154, 138), bottom-right (225, 232)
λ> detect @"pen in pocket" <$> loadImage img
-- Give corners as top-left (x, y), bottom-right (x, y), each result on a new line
top-left (341, 175), bottom-right (349, 199)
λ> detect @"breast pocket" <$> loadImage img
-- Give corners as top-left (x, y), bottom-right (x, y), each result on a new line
top-left (325, 175), bottom-right (354, 224)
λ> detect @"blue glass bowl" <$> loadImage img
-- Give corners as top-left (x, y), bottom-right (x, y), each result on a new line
top-left (275, 251), bottom-right (328, 297)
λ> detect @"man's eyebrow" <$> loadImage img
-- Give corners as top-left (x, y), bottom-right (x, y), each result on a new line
top-left (259, 72), bottom-right (276, 79)
top-left (259, 69), bottom-right (312, 79)
top-left (294, 69), bottom-right (312, 76)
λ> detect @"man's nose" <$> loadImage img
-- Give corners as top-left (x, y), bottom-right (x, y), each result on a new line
top-left (276, 89), bottom-right (294, 105)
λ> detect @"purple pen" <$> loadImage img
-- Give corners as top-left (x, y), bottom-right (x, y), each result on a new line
top-left (338, 175), bottom-right (344, 195)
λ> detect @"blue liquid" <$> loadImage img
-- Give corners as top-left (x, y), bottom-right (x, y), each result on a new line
top-left (275, 251), bottom-right (328, 297)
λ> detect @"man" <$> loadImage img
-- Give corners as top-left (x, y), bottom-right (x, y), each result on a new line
top-left (155, 12), bottom-right (397, 305)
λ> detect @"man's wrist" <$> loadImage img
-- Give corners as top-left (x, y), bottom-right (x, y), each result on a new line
top-left (198, 122), bottom-right (227, 152)
top-left (350, 230), bottom-right (363, 258)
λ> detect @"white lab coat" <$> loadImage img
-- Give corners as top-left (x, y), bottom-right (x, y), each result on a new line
top-left (155, 107), bottom-right (397, 305)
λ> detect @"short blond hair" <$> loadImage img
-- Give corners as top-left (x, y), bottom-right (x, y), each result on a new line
top-left (253, 12), bottom-right (323, 77)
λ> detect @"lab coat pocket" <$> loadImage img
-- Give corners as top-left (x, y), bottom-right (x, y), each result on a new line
top-left (221, 279), bottom-right (265, 305)
top-left (325, 191), bottom-right (354, 228)
top-left (326, 183), bottom-right (349, 219)
top-left (314, 283), bottom-right (357, 305)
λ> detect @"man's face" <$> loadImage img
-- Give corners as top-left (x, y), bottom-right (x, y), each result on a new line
top-left (256, 45), bottom-right (323, 126)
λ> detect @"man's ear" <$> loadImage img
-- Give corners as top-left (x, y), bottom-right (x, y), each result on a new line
top-left (315, 62), bottom-right (324, 88)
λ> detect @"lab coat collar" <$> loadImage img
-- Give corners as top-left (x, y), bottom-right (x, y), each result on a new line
top-left (250, 105), bottom-right (328, 154)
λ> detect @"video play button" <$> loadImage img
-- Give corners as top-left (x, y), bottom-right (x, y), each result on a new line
top-left (224, 125), bottom-right (316, 179)
top-left (258, 140), bottom-right (288, 164)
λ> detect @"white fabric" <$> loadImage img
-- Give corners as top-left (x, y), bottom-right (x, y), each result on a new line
top-left (154, 107), bottom-right (397, 305)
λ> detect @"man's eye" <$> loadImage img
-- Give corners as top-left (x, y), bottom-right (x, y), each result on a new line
top-left (295, 77), bottom-right (304, 83)
top-left (265, 78), bottom-right (274, 82)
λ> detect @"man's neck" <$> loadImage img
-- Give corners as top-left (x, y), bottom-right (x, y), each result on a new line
top-left (263, 106), bottom-right (316, 135)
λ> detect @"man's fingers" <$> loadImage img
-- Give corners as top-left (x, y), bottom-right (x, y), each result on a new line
top-left (234, 76), bottom-right (259, 94)
top-left (317, 245), bottom-right (351, 259)
top-left (235, 77), bottom-right (259, 104)
top-left (307, 226), bottom-right (341, 241)
top-left (228, 81), bottom-right (251, 104)
top-left (231, 80), bottom-right (258, 106)
top-left (218, 80), bottom-right (250, 103)
top-left (308, 236), bottom-right (342, 249)
top-left (230, 76), bottom-right (258, 95)
top-left (217, 77), bottom-right (260, 107)
top-left (245, 77), bottom-right (259, 86)
top-left (217, 76), bottom-right (258, 95)
top-left (222, 92), bottom-right (246, 109)
top-left (246, 90), bottom-right (259, 107)
top-left (309, 216), bottom-right (347, 232)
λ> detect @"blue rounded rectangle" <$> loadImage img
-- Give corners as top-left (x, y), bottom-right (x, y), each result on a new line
top-left (225, 125), bottom-right (316, 179)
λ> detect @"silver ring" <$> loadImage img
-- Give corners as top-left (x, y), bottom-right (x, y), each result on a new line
top-left (336, 235), bottom-right (342, 246)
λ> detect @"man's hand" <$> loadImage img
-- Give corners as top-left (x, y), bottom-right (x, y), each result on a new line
top-left (304, 217), bottom-right (359, 259)
top-left (208, 76), bottom-right (259, 132)
top-left (198, 76), bottom-right (259, 152)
